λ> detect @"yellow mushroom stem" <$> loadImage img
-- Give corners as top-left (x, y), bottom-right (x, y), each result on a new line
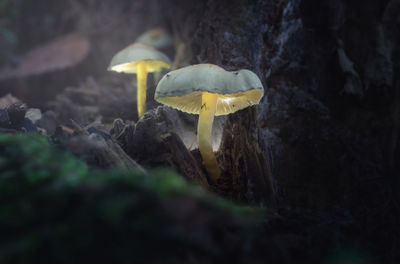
top-left (136, 61), bottom-right (148, 119)
top-left (171, 41), bottom-right (186, 70)
top-left (153, 68), bottom-right (163, 86)
top-left (197, 92), bottom-right (221, 182)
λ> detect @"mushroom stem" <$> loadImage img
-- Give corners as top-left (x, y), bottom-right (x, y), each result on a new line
top-left (136, 61), bottom-right (148, 119)
top-left (171, 41), bottom-right (186, 70)
top-left (197, 92), bottom-right (221, 182)
top-left (153, 68), bottom-right (163, 86)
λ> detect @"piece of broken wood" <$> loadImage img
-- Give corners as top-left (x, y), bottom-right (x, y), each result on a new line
top-left (111, 106), bottom-right (209, 187)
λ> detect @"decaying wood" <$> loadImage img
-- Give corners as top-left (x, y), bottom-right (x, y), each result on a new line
top-left (0, 94), bottom-right (21, 109)
top-left (111, 106), bottom-right (209, 187)
top-left (217, 110), bottom-right (276, 206)
top-left (6, 102), bottom-right (28, 129)
top-left (47, 76), bottom-right (159, 125)
top-left (65, 132), bottom-right (143, 171)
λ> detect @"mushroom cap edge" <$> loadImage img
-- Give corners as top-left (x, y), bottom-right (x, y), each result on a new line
top-left (154, 64), bottom-right (264, 116)
top-left (108, 43), bottom-right (171, 73)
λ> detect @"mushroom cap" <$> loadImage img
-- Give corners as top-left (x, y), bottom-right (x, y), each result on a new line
top-left (154, 64), bottom-right (264, 116)
top-left (135, 28), bottom-right (173, 49)
top-left (108, 43), bottom-right (171, 74)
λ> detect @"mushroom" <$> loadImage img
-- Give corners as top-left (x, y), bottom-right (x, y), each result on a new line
top-left (154, 64), bottom-right (264, 182)
top-left (135, 28), bottom-right (173, 50)
top-left (135, 28), bottom-right (174, 86)
top-left (108, 43), bottom-right (171, 119)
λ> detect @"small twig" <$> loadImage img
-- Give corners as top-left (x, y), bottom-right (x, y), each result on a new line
top-left (60, 125), bottom-right (75, 135)
top-left (84, 116), bottom-right (102, 130)
top-left (70, 119), bottom-right (88, 135)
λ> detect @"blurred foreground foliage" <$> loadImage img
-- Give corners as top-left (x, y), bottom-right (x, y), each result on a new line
top-left (0, 133), bottom-right (264, 264)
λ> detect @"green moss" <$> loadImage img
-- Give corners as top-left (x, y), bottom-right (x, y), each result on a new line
top-left (0, 133), bottom-right (87, 184)
top-left (0, 133), bottom-right (265, 264)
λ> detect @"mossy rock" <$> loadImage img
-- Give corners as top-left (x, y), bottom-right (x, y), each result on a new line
top-left (0, 133), bottom-right (265, 264)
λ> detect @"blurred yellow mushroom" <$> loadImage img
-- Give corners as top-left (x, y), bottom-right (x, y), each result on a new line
top-left (154, 64), bottom-right (264, 182)
top-left (135, 28), bottom-right (173, 50)
top-left (108, 43), bottom-right (171, 119)
top-left (136, 28), bottom-right (174, 86)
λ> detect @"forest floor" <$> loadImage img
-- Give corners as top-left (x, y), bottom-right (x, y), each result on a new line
top-left (0, 0), bottom-right (399, 263)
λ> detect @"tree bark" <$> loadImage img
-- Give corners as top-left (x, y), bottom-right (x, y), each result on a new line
top-left (162, 0), bottom-right (400, 208)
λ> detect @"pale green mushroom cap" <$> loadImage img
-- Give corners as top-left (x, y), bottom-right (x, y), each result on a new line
top-left (108, 43), bottom-right (171, 74)
top-left (135, 28), bottom-right (173, 49)
top-left (154, 64), bottom-right (264, 116)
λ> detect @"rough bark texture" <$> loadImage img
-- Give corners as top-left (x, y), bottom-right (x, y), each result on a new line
top-left (217, 109), bottom-right (276, 206)
top-left (161, 0), bottom-right (400, 261)
top-left (164, 0), bottom-right (400, 206)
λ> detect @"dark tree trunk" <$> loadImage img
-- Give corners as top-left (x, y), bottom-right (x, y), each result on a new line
top-left (162, 0), bottom-right (400, 211)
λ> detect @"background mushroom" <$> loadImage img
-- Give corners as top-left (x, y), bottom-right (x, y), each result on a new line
top-left (135, 28), bottom-right (173, 50)
top-left (136, 28), bottom-right (174, 86)
top-left (108, 43), bottom-right (171, 119)
top-left (154, 64), bottom-right (264, 182)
